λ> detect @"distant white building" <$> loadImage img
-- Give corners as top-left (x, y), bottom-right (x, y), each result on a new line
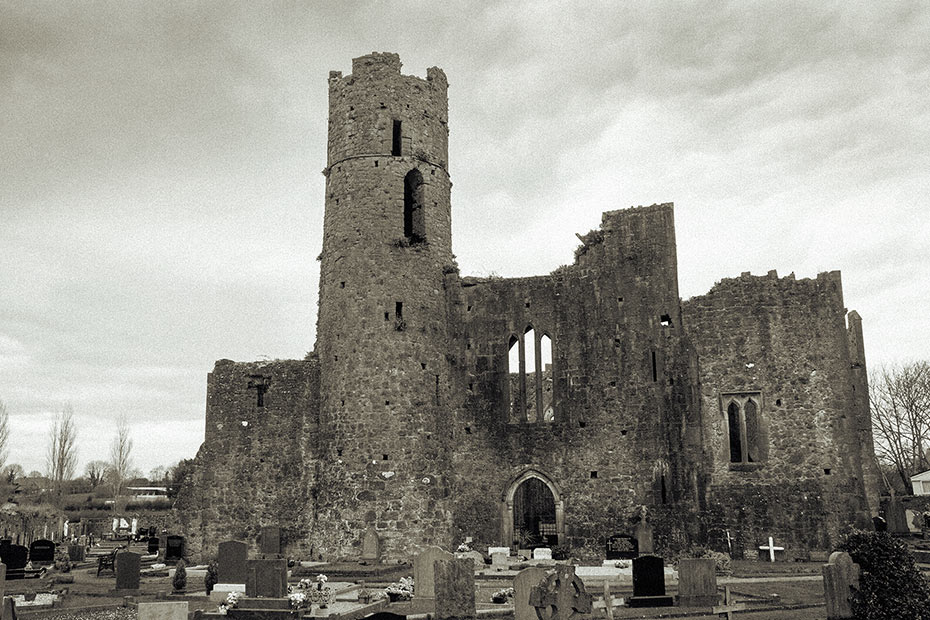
top-left (910, 470), bottom-right (930, 495)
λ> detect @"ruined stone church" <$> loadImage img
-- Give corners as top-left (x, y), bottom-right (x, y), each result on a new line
top-left (177, 53), bottom-right (880, 562)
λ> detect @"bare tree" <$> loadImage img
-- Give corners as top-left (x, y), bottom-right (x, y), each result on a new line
top-left (46, 405), bottom-right (78, 503)
top-left (0, 399), bottom-right (9, 470)
top-left (109, 414), bottom-right (133, 496)
top-left (84, 460), bottom-right (109, 490)
top-left (871, 361), bottom-right (930, 489)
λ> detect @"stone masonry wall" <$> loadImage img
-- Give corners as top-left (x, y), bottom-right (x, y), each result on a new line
top-left (682, 271), bottom-right (874, 552)
top-left (449, 204), bottom-right (705, 558)
top-left (175, 359), bottom-right (319, 562)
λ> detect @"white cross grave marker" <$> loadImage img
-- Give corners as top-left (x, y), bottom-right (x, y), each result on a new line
top-left (758, 536), bottom-right (784, 562)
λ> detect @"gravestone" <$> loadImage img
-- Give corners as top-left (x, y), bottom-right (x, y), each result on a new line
top-left (115, 551), bottom-right (141, 591)
top-left (628, 555), bottom-right (673, 608)
top-left (455, 550), bottom-right (485, 568)
top-left (4, 546), bottom-right (27, 579)
top-left (528, 564), bottom-right (592, 620)
top-left (259, 526), bottom-right (280, 556)
top-left (677, 558), bottom-right (718, 607)
top-left (2, 596), bottom-right (14, 620)
top-left (1, 562), bottom-right (6, 600)
top-left (137, 601), bottom-right (189, 620)
top-left (633, 521), bottom-right (654, 555)
top-left (532, 548), bottom-right (552, 560)
top-left (872, 516), bottom-right (887, 532)
top-left (487, 546), bottom-right (509, 556)
top-left (413, 546), bottom-right (454, 599)
top-left (28, 540), bottom-right (55, 565)
top-left (67, 543), bottom-right (85, 562)
top-left (165, 536), bottom-right (185, 562)
top-left (823, 551), bottom-right (859, 620)
top-left (147, 537), bottom-right (160, 554)
top-left (245, 558), bottom-right (287, 598)
top-left (361, 526), bottom-right (380, 563)
top-left (433, 557), bottom-right (475, 620)
top-left (217, 541), bottom-right (248, 584)
top-left (490, 552), bottom-right (509, 567)
top-left (605, 534), bottom-right (637, 560)
top-left (513, 567), bottom-right (548, 620)
top-left (886, 494), bottom-right (908, 534)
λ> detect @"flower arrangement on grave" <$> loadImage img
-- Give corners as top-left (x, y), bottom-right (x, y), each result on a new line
top-left (384, 576), bottom-right (415, 601)
top-left (456, 542), bottom-right (472, 553)
top-left (287, 574), bottom-right (335, 608)
top-left (218, 591), bottom-right (243, 615)
top-left (490, 587), bottom-right (514, 604)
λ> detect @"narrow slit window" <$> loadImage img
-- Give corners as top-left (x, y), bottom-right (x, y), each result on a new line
top-left (403, 169), bottom-right (426, 243)
top-left (395, 302), bottom-right (403, 320)
top-left (392, 120), bottom-right (402, 155)
top-left (651, 351), bottom-right (658, 382)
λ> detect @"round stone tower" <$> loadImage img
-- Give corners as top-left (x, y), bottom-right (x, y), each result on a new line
top-left (314, 53), bottom-right (454, 559)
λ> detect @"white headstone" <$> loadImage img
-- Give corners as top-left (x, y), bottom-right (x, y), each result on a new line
top-left (488, 546), bottom-right (510, 556)
top-left (532, 548), bottom-right (552, 560)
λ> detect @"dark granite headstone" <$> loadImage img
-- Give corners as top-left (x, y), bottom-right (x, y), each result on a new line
top-left (115, 551), bottom-right (141, 590)
top-left (605, 534), bottom-right (637, 560)
top-left (4, 545), bottom-right (28, 578)
top-left (218, 541), bottom-right (248, 584)
top-left (28, 539), bottom-right (55, 565)
top-left (147, 537), bottom-right (160, 554)
top-left (629, 555), bottom-right (673, 608)
top-left (245, 559), bottom-right (287, 598)
top-left (434, 557), bottom-right (476, 620)
top-left (259, 526), bottom-right (280, 556)
top-left (67, 543), bottom-right (86, 562)
top-left (165, 535), bottom-right (185, 562)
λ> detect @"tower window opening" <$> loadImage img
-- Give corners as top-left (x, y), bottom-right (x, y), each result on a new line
top-left (392, 120), bottom-right (402, 156)
top-left (651, 350), bottom-right (658, 382)
top-left (507, 328), bottom-right (555, 424)
top-left (660, 314), bottom-right (672, 327)
top-left (403, 169), bottom-right (426, 243)
top-left (395, 302), bottom-right (403, 320)
top-left (725, 394), bottom-right (764, 465)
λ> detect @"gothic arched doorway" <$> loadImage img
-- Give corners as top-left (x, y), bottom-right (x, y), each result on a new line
top-left (502, 468), bottom-right (564, 548)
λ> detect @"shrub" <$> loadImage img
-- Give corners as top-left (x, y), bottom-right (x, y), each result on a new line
top-left (173, 559), bottom-right (187, 592)
top-left (838, 529), bottom-right (930, 620)
top-left (550, 544), bottom-right (572, 560)
top-left (205, 560), bottom-right (218, 594)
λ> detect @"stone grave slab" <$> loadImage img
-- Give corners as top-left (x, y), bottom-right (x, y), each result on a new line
top-left (532, 548), bottom-right (552, 560)
top-left (628, 555), bottom-right (673, 608)
top-left (434, 557), bottom-right (475, 620)
top-left (528, 564), bottom-right (592, 620)
top-left (138, 601), bottom-right (189, 620)
top-left (218, 541), bottom-right (248, 584)
top-left (361, 526), bottom-right (380, 563)
top-left (490, 552), bottom-right (509, 568)
top-left (4, 546), bottom-right (27, 579)
top-left (246, 559), bottom-right (287, 598)
top-left (634, 521), bottom-right (654, 555)
top-left (487, 546), bottom-right (510, 556)
top-left (115, 551), bottom-right (141, 591)
top-left (28, 540), bottom-right (55, 565)
top-left (677, 558), bottom-right (718, 607)
top-left (823, 551), bottom-right (859, 620)
top-left (454, 550), bottom-right (485, 568)
top-left (413, 546), bottom-right (453, 599)
top-left (605, 534), bottom-right (637, 560)
top-left (260, 526), bottom-right (281, 556)
top-left (513, 567), bottom-right (549, 620)
top-left (210, 583), bottom-right (247, 603)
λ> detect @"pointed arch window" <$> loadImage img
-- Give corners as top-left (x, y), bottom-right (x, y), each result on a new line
top-left (403, 169), bottom-right (426, 243)
top-left (507, 326), bottom-right (555, 424)
top-left (722, 393), bottom-right (764, 465)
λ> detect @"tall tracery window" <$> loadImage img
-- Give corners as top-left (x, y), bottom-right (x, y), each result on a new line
top-left (403, 169), bottom-right (426, 243)
top-left (507, 326), bottom-right (555, 423)
top-left (723, 393), bottom-right (763, 464)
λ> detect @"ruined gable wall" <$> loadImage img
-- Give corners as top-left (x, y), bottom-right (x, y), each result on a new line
top-left (682, 271), bottom-right (873, 553)
top-left (451, 204), bottom-right (705, 556)
top-left (176, 358), bottom-right (320, 562)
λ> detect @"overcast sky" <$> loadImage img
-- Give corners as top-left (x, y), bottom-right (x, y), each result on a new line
top-left (1, 1), bottom-right (928, 477)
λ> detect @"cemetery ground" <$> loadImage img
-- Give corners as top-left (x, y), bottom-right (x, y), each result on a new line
top-left (3, 543), bottom-right (852, 620)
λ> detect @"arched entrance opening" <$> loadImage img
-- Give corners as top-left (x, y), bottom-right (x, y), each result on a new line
top-left (502, 468), bottom-right (564, 548)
